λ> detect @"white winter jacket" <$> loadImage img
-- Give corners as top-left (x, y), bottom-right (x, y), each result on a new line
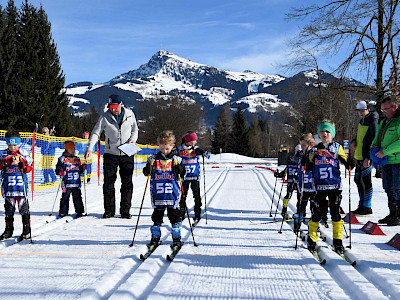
top-left (87, 107), bottom-right (139, 156)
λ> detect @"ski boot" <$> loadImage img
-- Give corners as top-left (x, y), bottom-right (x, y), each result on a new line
top-left (307, 235), bottom-right (317, 252)
top-left (194, 213), bottom-right (201, 223)
top-left (172, 237), bottom-right (182, 250)
top-left (19, 215), bottom-right (31, 241)
top-left (333, 239), bottom-right (345, 254)
top-left (0, 216), bottom-right (14, 240)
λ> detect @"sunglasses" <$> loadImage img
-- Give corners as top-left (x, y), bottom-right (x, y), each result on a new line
top-left (381, 105), bottom-right (393, 112)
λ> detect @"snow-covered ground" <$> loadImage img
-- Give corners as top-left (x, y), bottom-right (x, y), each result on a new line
top-left (0, 153), bottom-right (400, 299)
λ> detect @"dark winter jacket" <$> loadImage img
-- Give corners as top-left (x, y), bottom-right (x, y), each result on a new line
top-left (355, 111), bottom-right (379, 161)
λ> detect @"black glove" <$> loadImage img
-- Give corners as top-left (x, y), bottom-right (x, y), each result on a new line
top-left (79, 164), bottom-right (87, 174)
top-left (18, 161), bottom-right (27, 172)
top-left (347, 157), bottom-right (356, 170)
top-left (316, 142), bottom-right (325, 150)
top-left (173, 163), bottom-right (185, 178)
top-left (274, 170), bottom-right (285, 178)
top-left (300, 155), bottom-right (308, 166)
top-left (143, 163), bottom-right (155, 176)
top-left (1, 156), bottom-right (13, 168)
top-left (195, 148), bottom-right (205, 156)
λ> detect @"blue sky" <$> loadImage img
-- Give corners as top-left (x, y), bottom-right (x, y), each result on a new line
top-left (9, 0), bottom-right (343, 85)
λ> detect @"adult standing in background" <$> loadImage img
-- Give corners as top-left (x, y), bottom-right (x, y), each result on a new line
top-left (371, 96), bottom-right (400, 226)
top-left (351, 101), bottom-right (378, 215)
top-left (41, 127), bottom-right (57, 184)
top-left (85, 95), bottom-right (139, 219)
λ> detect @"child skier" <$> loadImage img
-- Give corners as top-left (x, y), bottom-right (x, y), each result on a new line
top-left (55, 141), bottom-right (85, 218)
top-left (275, 152), bottom-right (298, 219)
top-left (303, 120), bottom-right (355, 254)
top-left (178, 131), bottom-right (209, 222)
top-left (143, 130), bottom-right (186, 249)
top-left (0, 130), bottom-right (33, 241)
top-left (293, 133), bottom-right (316, 232)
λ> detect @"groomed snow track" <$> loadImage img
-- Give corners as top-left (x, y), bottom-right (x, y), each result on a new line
top-left (0, 164), bottom-right (399, 299)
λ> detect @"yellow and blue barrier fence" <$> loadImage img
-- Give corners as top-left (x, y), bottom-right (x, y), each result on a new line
top-left (0, 130), bottom-right (159, 200)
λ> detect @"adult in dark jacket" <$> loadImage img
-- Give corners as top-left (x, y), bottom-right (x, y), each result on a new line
top-left (352, 101), bottom-right (378, 215)
top-left (85, 95), bottom-right (139, 219)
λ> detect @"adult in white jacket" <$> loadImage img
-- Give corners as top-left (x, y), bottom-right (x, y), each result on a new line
top-left (85, 94), bottom-right (139, 219)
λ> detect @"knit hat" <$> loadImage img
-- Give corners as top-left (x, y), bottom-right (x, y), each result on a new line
top-left (64, 141), bottom-right (75, 150)
top-left (108, 94), bottom-right (122, 109)
top-left (355, 100), bottom-right (368, 111)
top-left (184, 132), bottom-right (198, 144)
top-left (317, 122), bottom-right (336, 139)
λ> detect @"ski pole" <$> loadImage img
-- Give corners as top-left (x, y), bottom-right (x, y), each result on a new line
top-left (185, 206), bottom-right (198, 247)
top-left (202, 155), bottom-right (207, 224)
top-left (269, 174), bottom-right (278, 217)
top-left (49, 178), bottom-right (62, 216)
top-left (129, 159), bottom-right (154, 247)
top-left (83, 169), bottom-right (88, 216)
top-left (19, 165), bottom-right (33, 244)
top-left (273, 180), bottom-right (284, 221)
top-left (347, 166), bottom-right (352, 249)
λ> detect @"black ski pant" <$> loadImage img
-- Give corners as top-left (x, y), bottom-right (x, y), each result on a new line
top-left (296, 192), bottom-right (315, 216)
top-left (4, 198), bottom-right (29, 217)
top-left (180, 180), bottom-right (201, 217)
top-left (152, 207), bottom-right (181, 224)
top-left (59, 188), bottom-right (84, 216)
top-left (311, 191), bottom-right (342, 223)
top-left (284, 182), bottom-right (297, 199)
top-left (103, 153), bottom-right (134, 216)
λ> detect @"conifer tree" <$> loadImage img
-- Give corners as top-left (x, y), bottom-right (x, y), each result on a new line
top-left (0, 1), bottom-right (70, 134)
top-left (0, 0), bottom-right (19, 129)
top-left (211, 102), bottom-right (233, 154)
top-left (229, 107), bottom-right (249, 155)
top-left (248, 115), bottom-right (263, 157)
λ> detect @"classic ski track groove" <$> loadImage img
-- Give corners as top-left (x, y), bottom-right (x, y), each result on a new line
top-left (83, 168), bottom-right (229, 300)
top-left (0, 179), bottom-right (150, 250)
top-left (253, 168), bottom-right (391, 299)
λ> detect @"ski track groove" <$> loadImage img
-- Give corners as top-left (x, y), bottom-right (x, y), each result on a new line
top-left (1, 165), bottom-right (398, 299)
top-left (253, 168), bottom-right (391, 300)
top-left (146, 168), bottom-right (340, 300)
top-left (84, 168), bottom-right (229, 299)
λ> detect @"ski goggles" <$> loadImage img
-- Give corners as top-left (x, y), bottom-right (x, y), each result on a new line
top-left (5, 137), bottom-right (21, 146)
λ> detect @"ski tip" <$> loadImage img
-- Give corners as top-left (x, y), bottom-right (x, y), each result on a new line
top-left (166, 255), bottom-right (173, 261)
top-left (140, 255), bottom-right (145, 260)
